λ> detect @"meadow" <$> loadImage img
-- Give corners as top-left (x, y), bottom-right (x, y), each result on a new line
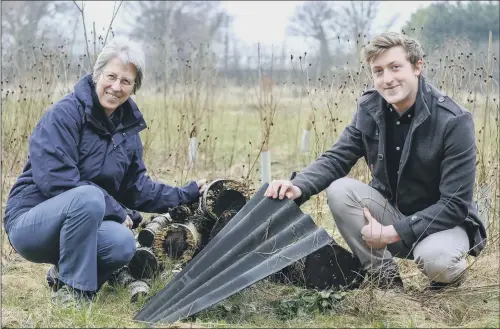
top-left (1, 34), bottom-right (499, 328)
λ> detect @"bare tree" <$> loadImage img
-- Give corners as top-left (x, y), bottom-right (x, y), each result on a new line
top-left (123, 1), bottom-right (228, 50)
top-left (121, 1), bottom-right (229, 87)
top-left (2, 1), bottom-right (78, 53)
top-left (287, 1), bottom-right (398, 73)
top-left (72, 0), bottom-right (124, 71)
top-left (335, 1), bottom-right (398, 64)
top-left (287, 1), bottom-right (338, 75)
top-left (1, 0), bottom-right (81, 85)
top-left (222, 14), bottom-right (234, 73)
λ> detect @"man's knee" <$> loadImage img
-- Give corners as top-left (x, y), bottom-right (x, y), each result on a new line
top-left (415, 248), bottom-right (467, 283)
top-left (326, 177), bottom-right (362, 216)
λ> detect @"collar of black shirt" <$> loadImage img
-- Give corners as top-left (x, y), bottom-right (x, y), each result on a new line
top-left (387, 102), bottom-right (415, 124)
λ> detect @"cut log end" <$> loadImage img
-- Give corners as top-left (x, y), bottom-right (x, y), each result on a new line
top-left (137, 229), bottom-right (155, 248)
top-left (154, 222), bottom-right (201, 265)
top-left (213, 189), bottom-right (247, 218)
top-left (129, 247), bottom-right (159, 280)
top-left (129, 280), bottom-right (150, 303)
top-left (162, 230), bottom-right (189, 259)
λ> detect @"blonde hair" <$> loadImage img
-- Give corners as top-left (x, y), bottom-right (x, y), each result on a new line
top-left (362, 32), bottom-right (424, 68)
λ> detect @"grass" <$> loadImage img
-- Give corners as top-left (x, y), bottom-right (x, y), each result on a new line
top-left (1, 34), bottom-right (499, 328)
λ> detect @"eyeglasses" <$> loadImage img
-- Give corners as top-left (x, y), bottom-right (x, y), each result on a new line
top-left (102, 72), bottom-right (135, 88)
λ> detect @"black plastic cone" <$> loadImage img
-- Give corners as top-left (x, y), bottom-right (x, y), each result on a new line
top-left (134, 183), bottom-right (333, 324)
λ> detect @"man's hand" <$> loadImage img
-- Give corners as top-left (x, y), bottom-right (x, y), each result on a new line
top-left (361, 208), bottom-right (400, 248)
top-left (123, 215), bottom-right (133, 229)
top-left (197, 179), bottom-right (207, 194)
top-left (265, 180), bottom-right (302, 200)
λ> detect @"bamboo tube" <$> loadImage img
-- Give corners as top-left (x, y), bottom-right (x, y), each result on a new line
top-left (138, 216), bottom-right (170, 248)
top-left (157, 221), bottom-right (202, 264)
top-left (260, 150), bottom-right (271, 184)
top-left (109, 266), bottom-right (150, 303)
top-left (201, 179), bottom-right (251, 220)
top-left (188, 136), bottom-right (198, 164)
top-left (155, 179), bottom-right (250, 264)
top-left (301, 113), bottom-right (314, 153)
top-left (128, 242), bottom-right (159, 280)
top-left (138, 205), bottom-right (193, 247)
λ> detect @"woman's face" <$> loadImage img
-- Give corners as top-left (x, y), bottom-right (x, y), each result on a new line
top-left (95, 57), bottom-right (137, 116)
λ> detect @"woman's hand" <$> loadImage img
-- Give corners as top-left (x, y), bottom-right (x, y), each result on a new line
top-left (197, 179), bottom-right (207, 194)
top-left (123, 215), bottom-right (133, 229)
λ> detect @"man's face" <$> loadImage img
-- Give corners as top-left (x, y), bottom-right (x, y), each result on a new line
top-left (369, 46), bottom-right (422, 112)
top-left (95, 57), bottom-right (137, 116)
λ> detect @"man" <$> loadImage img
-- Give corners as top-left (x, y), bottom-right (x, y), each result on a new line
top-left (265, 32), bottom-right (487, 291)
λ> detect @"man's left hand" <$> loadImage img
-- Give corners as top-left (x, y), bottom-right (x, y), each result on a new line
top-left (361, 207), bottom-right (400, 249)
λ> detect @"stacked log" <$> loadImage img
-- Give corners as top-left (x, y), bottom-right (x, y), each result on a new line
top-left (108, 266), bottom-right (150, 303)
top-left (116, 178), bottom-right (251, 302)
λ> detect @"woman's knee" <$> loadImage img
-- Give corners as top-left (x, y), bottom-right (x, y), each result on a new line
top-left (100, 225), bottom-right (136, 266)
top-left (68, 186), bottom-right (105, 220)
top-left (118, 232), bottom-right (137, 265)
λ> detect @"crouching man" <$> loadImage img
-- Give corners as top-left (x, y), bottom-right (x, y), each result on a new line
top-left (265, 32), bottom-right (487, 291)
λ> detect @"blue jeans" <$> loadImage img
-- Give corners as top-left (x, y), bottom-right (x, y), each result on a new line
top-left (7, 186), bottom-right (136, 292)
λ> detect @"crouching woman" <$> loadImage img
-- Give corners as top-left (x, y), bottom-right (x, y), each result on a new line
top-left (3, 38), bottom-right (206, 307)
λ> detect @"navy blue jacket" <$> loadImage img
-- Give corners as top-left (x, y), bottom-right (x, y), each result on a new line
top-left (4, 74), bottom-right (200, 232)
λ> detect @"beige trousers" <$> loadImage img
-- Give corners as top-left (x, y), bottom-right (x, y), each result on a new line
top-left (326, 177), bottom-right (469, 283)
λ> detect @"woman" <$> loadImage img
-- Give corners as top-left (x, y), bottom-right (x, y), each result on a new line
top-left (3, 38), bottom-right (206, 306)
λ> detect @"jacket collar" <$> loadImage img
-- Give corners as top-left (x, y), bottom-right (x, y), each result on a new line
top-left (364, 75), bottom-right (432, 126)
top-left (73, 74), bottom-right (147, 134)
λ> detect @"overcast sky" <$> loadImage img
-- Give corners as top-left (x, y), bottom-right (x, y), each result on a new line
top-left (82, 1), bottom-right (434, 54)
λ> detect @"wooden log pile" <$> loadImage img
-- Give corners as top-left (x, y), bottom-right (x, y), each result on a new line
top-left (111, 179), bottom-right (252, 302)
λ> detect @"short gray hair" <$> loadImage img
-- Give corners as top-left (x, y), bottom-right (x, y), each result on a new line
top-left (92, 37), bottom-right (145, 94)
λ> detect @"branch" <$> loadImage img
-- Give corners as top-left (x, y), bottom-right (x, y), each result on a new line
top-left (103, 0), bottom-right (124, 46)
top-left (382, 13), bottom-right (399, 32)
top-left (73, 0), bottom-right (93, 69)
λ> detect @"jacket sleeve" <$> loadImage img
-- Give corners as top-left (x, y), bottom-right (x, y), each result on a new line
top-left (393, 112), bottom-right (476, 248)
top-left (118, 202), bottom-right (144, 229)
top-left (30, 102), bottom-right (126, 223)
top-left (117, 135), bottom-right (200, 213)
top-left (291, 111), bottom-right (366, 205)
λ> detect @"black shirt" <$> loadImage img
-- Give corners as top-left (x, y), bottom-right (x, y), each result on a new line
top-left (385, 103), bottom-right (415, 196)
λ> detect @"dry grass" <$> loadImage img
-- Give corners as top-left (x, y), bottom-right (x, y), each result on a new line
top-left (1, 34), bottom-right (499, 327)
top-left (2, 91), bottom-right (498, 327)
